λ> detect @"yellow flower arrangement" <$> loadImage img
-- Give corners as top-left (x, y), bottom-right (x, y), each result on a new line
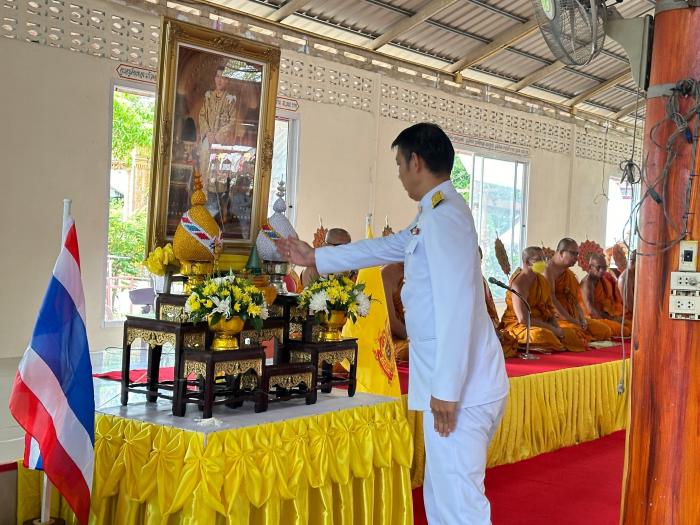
top-left (144, 243), bottom-right (180, 276)
top-left (298, 274), bottom-right (371, 323)
top-left (185, 274), bottom-right (269, 329)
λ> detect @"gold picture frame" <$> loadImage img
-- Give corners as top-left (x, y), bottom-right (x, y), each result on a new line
top-left (147, 18), bottom-right (280, 256)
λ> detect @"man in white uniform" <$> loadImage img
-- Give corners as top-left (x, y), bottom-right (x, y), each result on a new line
top-left (277, 123), bottom-right (509, 524)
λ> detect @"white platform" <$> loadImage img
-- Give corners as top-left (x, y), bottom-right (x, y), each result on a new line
top-left (100, 390), bottom-right (393, 435)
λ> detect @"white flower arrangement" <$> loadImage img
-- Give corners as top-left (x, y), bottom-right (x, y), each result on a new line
top-left (298, 274), bottom-right (371, 322)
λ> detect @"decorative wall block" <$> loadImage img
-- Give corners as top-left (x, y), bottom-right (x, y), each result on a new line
top-left (1, 0), bottom-right (640, 161)
top-left (2, 0), bottom-right (159, 67)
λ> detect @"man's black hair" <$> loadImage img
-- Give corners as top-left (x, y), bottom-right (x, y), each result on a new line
top-left (391, 123), bottom-right (455, 176)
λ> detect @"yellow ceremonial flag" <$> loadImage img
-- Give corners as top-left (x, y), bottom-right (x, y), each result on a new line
top-left (341, 218), bottom-right (401, 397)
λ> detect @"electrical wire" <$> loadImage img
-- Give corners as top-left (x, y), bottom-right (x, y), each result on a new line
top-left (616, 78), bottom-right (700, 395)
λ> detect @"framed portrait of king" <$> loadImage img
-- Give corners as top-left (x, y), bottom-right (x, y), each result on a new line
top-left (148, 18), bottom-right (280, 255)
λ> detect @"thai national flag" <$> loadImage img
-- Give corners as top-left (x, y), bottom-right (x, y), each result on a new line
top-left (9, 217), bottom-right (94, 524)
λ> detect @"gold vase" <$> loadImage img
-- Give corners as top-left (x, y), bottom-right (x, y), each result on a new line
top-left (318, 310), bottom-right (348, 342)
top-left (208, 316), bottom-right (245, 351)
top-left (180, 260), bottom-right (215, 294)
top-left (250, 274), bottom-right (278, 306)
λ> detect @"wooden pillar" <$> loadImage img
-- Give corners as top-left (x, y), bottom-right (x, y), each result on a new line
top-left (622, 6), bottom-right (700, 524)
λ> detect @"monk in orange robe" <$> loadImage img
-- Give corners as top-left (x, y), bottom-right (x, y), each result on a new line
top-left (545, 238), bottom-right (612, 343)
top-left (580, 254), bottom-right (632, 337)
top-left (382, 262), bottom-right (409, 361)
top-left (501, 247), bottom-right (587, 352)
top-left (479, 247), bottom-right (519, 357)
top-left (618, 250), bottom-right (636, 318)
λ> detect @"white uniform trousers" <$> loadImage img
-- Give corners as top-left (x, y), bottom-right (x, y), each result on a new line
top-left (422, 397), bottom-right (507, 524)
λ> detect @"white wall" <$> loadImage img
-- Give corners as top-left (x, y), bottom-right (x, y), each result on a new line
top-left (0, 33), bottom-right (626, 359)
top-left (1, 37), bottom-right (122, 359)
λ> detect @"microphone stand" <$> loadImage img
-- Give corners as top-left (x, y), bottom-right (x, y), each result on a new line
top-left (508, 288), bottom-right (538, 361)
top-left (489, 277), bottom-right (539, 361)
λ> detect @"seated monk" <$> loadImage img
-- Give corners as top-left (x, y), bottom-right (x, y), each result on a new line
top-left (618, 250), bottom-right (636, 318)
top-left (300, 228), bottom-right (352, 288)
top-left (545, 238), bottom-right (612, 343)
top-left (479, 247), bottom-right (518, 358)
top-left (382, 262), bottom-right (409, 361)
top-left (501, 247), bottom-right (587, 352)
top-left (580, 254), bottom-right (632, 337)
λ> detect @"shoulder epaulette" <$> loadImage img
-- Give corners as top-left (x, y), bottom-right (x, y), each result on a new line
top-left (431, 191), bottom-right (445, 209)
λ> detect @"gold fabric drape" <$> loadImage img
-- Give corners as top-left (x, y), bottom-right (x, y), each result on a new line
top-left (406, 359), bottom-right (629, 487)
top-left (17, 400), bottom-right (413, 525)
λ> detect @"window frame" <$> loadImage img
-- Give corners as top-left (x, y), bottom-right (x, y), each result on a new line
top-left (454, 147), bottom-right (530, 302)
top-left (103, 80), bottom-right (157, 327)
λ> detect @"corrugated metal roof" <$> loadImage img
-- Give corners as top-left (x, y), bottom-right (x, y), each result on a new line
top-left (212, 0), bottom-right (655, 121)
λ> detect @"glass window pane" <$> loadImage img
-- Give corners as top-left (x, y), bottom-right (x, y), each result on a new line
top-left (452, 152), bottom-right (472, 204)
top-left (452, 152), bottom-right (527, 300)
top-left (106, 88), bottom-right (156, 322)
top-left (479, 158), bottom-right (519, 299)
top-left (605, 178), bottom-right (633, 246)
top-left (268, 118), bottom-right (289, 217)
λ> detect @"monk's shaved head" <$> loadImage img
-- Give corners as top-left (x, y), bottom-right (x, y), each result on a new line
top-left (522, 246), bottom-right (544, 263)
top-left (556, 238), bottom-right (578, 253)
top-left (589, 254), bottom-right (606, 266)
top-left (325, 228), bottom-right (351, 246)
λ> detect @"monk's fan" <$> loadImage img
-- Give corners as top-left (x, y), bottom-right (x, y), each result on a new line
top-left (495, 237), bottom-right (511, 276)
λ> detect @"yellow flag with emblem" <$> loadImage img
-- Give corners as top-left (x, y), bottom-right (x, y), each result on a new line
top-left (341, 216), bottom-right (401, 397)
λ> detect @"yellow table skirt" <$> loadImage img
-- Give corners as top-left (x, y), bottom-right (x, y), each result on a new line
top-left (17, 399), bottom-right (413, 525)
top-left (405, 359), bottom-right (629, 488)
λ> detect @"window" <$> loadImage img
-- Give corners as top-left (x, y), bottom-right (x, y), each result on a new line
top-left (605, 178), bottom-right (633, 247)
top-left (453, 151), bottom-right (528, 300)
top-left (105, 85), bottom-right (156, 322)
top-left (268, 116), bottom-right (299, 223)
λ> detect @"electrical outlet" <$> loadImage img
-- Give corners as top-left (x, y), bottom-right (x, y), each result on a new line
top-left (679, 240), bottom-right (699, 272)
top-left (670, 271), bottom-right (700, 294)
top-left (669, 294), bottom-right (700, 320)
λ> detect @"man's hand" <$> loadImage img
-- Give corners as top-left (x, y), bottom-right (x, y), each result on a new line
top-left (275, 236), bottom-right (316, 267)
top-left (430, 396), bottom-right (458, 437)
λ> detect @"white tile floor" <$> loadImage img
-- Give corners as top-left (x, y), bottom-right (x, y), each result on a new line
top-left (0, 347), bottom-right (389, 462)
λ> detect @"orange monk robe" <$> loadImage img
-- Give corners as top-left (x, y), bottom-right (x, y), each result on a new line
top-left (590, 273), bottom-right (632, 337)
top-left (555, 268), bottom-right (612, 341)
top-left (390, 282), bottom-right (409, 362)
top-left (501, 269), bottom-right (587, 352)
top-left (483, 278), bottom-right (519, 358)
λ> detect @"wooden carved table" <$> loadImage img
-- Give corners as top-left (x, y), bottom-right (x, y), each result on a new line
top-left (174, 346), bottom-right (267, 418)
top-left (257, 363), bottom-right (317, 412)
top-left (120, 315), bottom-right (208, 412)
top-left (288, 339), bottom-right (358, 396)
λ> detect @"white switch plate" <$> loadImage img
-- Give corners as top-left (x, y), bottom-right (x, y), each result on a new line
top-left (679, 240), bottom-right (699, 272)
top-left (669, 294), bottom-right (700, 320)
top-left (670, 271), bottom-right (700, 294)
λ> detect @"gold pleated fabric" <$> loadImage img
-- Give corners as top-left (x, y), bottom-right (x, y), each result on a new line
top-left (407, 358), bottom-right (629, 484)
top-left (17, 400), bottom-right (413, 525)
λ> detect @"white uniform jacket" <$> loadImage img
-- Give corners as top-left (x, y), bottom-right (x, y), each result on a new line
top-left (316, 180), bottom-right (509, 411)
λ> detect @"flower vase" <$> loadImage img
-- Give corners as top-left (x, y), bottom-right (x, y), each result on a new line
top-left (208, 316), bottom-right (244, 351)
top-left (318, 310), bottom-right (348, 342)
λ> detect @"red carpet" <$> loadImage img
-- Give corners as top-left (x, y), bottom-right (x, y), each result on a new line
top-left (397, 344), bottom-right (625, 393)
top-left (412, 431), bottom-right (626, 524)
top-left (94, 369), bottom-right (176, 382)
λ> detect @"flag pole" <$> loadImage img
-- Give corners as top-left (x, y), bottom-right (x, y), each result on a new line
top-left (62, 199), bottom-right (71, 240)
top-left (40, 199), bottom-right (71, 524)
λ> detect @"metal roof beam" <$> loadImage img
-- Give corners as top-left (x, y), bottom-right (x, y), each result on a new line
top-left (369, 0), bottom-right (458, 50)
top-left (614, 99), bottom-right (646, 120)
top-left (267, 0), bottom-right (313, 22)
top-left (508, 60), bottom-right (566, 91)
top-left (568, 70), bottom-right (632, 107)
top-left (446, 19), bottom-right (538, 73)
